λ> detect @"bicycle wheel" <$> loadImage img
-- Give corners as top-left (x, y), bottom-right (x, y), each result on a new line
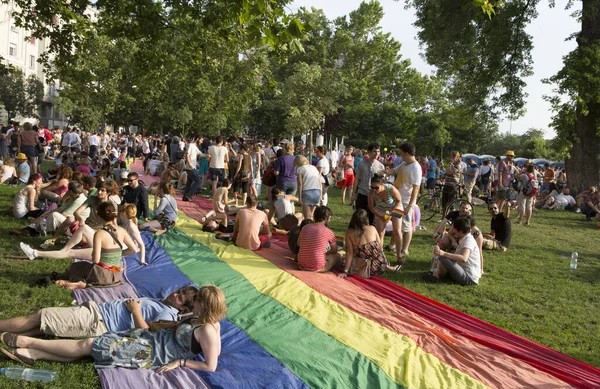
top-left (417, 193), bottom-right (441, 221)
top-left (444, 198), bottom-right (473, 217)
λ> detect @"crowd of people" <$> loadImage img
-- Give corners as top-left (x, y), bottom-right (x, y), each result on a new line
top-left (0, 119), bottom-right (598, 372)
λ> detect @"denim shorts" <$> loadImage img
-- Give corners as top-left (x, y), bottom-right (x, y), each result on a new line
top-left (301, 189), bottom-right (321, 206)
top-left (209, 167), bottom-right (225, 183)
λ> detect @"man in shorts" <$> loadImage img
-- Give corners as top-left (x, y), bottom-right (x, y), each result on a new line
top-left (0, 287), bottom-right (197, 338)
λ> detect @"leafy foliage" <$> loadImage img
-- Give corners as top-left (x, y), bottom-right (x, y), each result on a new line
top-left (0, 68), bottom-right (44, 120)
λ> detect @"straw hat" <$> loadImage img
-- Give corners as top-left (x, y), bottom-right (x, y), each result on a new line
top-left (15, 153), bottom-right (27, 160)
top-left (505, 150), bottom-right (515, 157)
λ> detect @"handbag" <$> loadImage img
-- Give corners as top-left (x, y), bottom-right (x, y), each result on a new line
top-left (350, 256), bottom-right (371, 279)
top-left (66, 261), bottom-right (121, 288)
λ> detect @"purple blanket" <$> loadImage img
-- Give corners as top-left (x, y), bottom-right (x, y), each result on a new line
top-left (98, 368), bottom-right (209, 389)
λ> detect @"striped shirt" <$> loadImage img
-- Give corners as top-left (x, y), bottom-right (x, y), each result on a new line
top-left (297, 223), bottom-right (336, 271)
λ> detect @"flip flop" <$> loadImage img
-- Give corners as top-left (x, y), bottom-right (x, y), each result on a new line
top-left (0, 332), bottom-right (19, 348)
top-left (393, 265), bottom-right (402, 272)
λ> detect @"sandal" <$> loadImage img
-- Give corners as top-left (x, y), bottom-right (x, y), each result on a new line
top-left (392, 265), bottom-right (402, 272)
top-left (0, 347), bottom-right (33, 366)
top-left (0, 332), bottom-right (19, 348)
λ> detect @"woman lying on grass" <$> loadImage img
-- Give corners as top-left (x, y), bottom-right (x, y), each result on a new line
top-left (0, 285), bottom-right (226, 373)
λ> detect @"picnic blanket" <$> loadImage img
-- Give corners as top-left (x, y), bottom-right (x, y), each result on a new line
top-left (75, 228), bottom-right (306, 389)
top-left (82, 159), bottom-right (600, 389)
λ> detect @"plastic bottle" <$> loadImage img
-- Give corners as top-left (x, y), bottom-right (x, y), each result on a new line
top-left (570, 251), bottom-right (578, 270)
top-left (431, 245), bottom-right (440, 273)
top-left (0, 367), bottom-right (57, 383)
top-left (39, 217), bottom-right (47, 236)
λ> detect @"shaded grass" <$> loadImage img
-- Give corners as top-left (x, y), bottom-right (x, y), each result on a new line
top-left (0, 171), bottom-right (597, 387)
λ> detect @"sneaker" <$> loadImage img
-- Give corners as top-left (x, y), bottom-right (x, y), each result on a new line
top-left (19, 242), bottom-right (36, 260)
top-left (40, 239), bottom-right (57, 249)
top-left (181, 196), bottom-right (191, 202)
top-left (261, 241), bottom-right (271, 249)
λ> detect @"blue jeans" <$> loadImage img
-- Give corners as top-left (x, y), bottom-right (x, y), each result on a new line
top-left (277, 181), bottom-right (297, 196)
top-left (170, 143), bottom-right (179, 163)
top-left (184, 169), bottom-right (201, 198)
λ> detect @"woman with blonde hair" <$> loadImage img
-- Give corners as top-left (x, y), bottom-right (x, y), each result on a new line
top-left (294, 155), bottom-right (321, 220)
top-left (0, 157), bottom-right (16, 183)
top-left (139, 182), bottom-right (178, 235)
top-left (0, 285), bottom-right (227, 373)
top-left (120, 203), bottom-right (146, 265)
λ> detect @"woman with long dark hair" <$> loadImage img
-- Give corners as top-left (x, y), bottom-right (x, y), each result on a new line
top-left (338, 209), bottom-right (400, 279)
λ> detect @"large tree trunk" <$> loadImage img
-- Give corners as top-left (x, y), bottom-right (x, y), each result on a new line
top-left (569, 0), bottom-right (600, 193)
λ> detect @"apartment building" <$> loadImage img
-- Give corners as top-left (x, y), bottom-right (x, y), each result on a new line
top-left (0, 2), bottom-right (68, 129)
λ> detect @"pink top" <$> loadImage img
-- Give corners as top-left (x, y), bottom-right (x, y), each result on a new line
top-left (77, 165), bottom-right (91, 175)
top-left (297, 223), bottom-right (336, 271)
top-left (235, 208), bottom-right (268, 251)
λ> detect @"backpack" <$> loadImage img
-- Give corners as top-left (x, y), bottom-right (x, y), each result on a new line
top-left (480, 167), bottom-right (491, 186)
top-left (523, 173), bottom-right (539, 197)
top-left (262, 160), bottom-right (277, 186)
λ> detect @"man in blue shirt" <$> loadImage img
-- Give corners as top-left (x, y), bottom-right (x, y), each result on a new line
top-left (16, 153), bottom-right (30, 185)
top-left (0, 286), bottom-right (197, 338)
top-left (426, 156), bottom-right (437, 194)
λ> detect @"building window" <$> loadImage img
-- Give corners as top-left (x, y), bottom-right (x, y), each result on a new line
top-left (9, 43), bottom-right (17, 57)
top-left (30, 55), bottom-right (35, 68)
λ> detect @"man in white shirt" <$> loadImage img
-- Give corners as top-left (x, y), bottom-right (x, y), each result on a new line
top-left (182, 136), bottom-right (204, 201)
top-left (88, 132), bottom-right (99, 158)
top-left (542, 188), bottom-right (577, 210)
top-left (425, 217), bottom-right (481, 285)
top-left (381, 142), bottom-right (422, 262)
top-left (61, 128), bottom-right (72, 148)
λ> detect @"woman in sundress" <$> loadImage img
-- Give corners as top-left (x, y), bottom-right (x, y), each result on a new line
top-left (338, 209), bottom-right (400, 279)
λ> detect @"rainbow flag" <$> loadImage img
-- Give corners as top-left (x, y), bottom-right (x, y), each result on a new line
top-left (115, 160), bottom-right (600, 389)
top-left (390, 208), bottom-right (405, 219)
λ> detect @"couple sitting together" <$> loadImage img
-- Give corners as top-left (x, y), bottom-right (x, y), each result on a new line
top-left (0, 285), bottom-right (227, 373)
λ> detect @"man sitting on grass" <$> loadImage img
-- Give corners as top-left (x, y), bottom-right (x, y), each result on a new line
top-left (482, 201), bottom-right (511, 251)
top-left (297, 206), bottom-right (343, 272)
top-left (231, 196), bottom-right (271, 250)
top-left (423, 217), bottom-right (481, 285)
top-left (0, 287), bottom-right (197, 338)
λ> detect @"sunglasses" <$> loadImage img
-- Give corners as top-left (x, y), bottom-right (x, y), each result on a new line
top-left (370, 186), bottom-right (379, 190)
top-left (127, 179), bottom-right (136, 183)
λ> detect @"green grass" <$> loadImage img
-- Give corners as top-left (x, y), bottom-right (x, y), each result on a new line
top-left (323, 186), bottom-right (600, 369)
top-left (0, 170), bottom-right (597, 387)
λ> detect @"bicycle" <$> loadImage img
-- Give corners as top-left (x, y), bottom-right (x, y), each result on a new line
top-left (417, 183), bottom-right (472, 221)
